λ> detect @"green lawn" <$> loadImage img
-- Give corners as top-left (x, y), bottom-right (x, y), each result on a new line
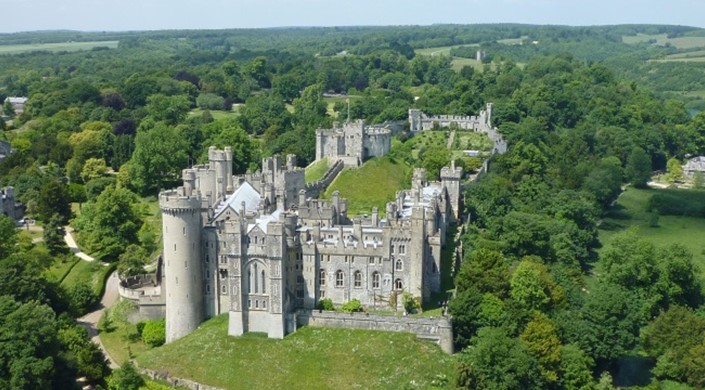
top-left (415, 44), bottom-right (479, 56)
top-left (323, 157), bottom-right (411, 216)
top-left (305, 157), bottom-right (329, 183)
top-left (137, 315), bottom-right (454, 390)
top-left (0, 40), bottom-right (119, 54)
top-left (188, 108), bottom-right (240, 121)
top-left (598, 187), bottom-right (705, 279)
top-left (61, 259), bottom-right (110, 293)
top-left (46, 256), bottom-right (80, 284)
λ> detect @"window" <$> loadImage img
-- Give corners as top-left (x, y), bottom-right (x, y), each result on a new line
top-left (394, 279), bottom-right (403, 290)
top-left (395, 259), bottom-right (403, 271)
top-left (372, 272), bottom-right (380, 289)
top-left (390, 245), bottom-right (394, 254)
top-left (335, 270), bottom-right (344, 287)
top-left (369, 256), bottom-right (374, 264)
top-left (261, 270), bottom-right (266, 294)
top-left (354, 271), bottom-right (362, 288)
top-left (320, 290), bottom-right (326, 298)
top-left (254, 263), bottom-right (259, 293)
top-left (399, 245), bottom-right (406, 254)
top-left (262, 300), bottom-right (267, 309)
top-left (206, 284), bottom-right (210, 293)
top-left (319, 269), bottom-right (326, 286)
top-left (221, 284), bottom-right (227, 294)
top-left (220, 269), bottom-right (228, 279)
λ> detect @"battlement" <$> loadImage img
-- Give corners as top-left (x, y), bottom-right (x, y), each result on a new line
top-left (440, 160), bottom-right (463, 179)
top-left (159, 188), bottom-right (203, 212)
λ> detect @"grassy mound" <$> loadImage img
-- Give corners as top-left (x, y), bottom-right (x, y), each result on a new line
top-left (323, 157), bottom-right (411, 216)
top-left (137, 315), bottom-right (454, 389)
top-left (305, 157), bottom-right (329, 183)
top-left (599, 187), bottom-right (705, 279)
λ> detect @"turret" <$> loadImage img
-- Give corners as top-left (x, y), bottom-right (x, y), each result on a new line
top-left (440, 160), bottom-right (463, 221)
top-left (160, 188), bottom-right (204, 343)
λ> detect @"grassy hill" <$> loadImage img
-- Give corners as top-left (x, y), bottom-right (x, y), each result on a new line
top-left (323, 157), bottom-right (411, 216)
top-left (598, 187), bottom-right (705, 279)
top-left (305, 157), bottom-right (329, 183)
top-left (136, 315), bottom-right (454, 390)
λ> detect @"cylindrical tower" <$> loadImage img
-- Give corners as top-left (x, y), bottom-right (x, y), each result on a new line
top-left (160, 188), bottom-right (204, 343)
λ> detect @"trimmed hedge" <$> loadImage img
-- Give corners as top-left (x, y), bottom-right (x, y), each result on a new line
top-left (648, 189), bottom-right (705, 217)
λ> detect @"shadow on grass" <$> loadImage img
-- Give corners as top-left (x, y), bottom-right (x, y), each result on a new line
top-left (599, 220), bottom-right (627, 231)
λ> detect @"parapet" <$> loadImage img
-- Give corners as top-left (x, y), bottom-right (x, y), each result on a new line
top-left (159, 189), bottom-right (202, 212)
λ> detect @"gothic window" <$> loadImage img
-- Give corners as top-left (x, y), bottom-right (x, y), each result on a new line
top-left (220, 269), bottom-right (228, 279)
top-left (354, 271), bottom-right (362, 288)
top-left (394, 279), bottom-right (403, 290)
top-left (247, 270), bottom-right (252, 293)
top-left (335, 270), bottom-right (344, 287)
top-left (395, 259), bottom-right (403, 271)
top-left (319, 269), bottom-right (326, 286)
top-left (254, 263), bottom-right (259, 293)
top-left (255, 300), bottom-right (259, 308)
top-left (261, 270), bottom-right (266, 294)
top-left (372, 272), bottom-right (380, 289)
top-left (369, 256), bottom-right (374, 264)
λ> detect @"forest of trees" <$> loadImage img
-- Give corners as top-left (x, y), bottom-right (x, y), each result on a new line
top-left (2, 23), bottom-right (705, 389)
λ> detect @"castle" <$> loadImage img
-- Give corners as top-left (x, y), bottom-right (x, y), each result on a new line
top-left (159, 147), bottom-right (462, 343)
top-left (315, 120), bottom-right (401, 167)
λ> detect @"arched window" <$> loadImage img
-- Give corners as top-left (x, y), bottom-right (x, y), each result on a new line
top-left (319, 269), bottom-right (326, 286)
top-left (247, 270), bottom-right (252, 293)
top-left (354, 271), bottom-right (362, 288)
top-left (254, 263), bottom-right (259, 293)
top-left (261, 270), bottom-right (266, 294)
top-left (335, 270), bottom-right (344, 287)
top-left (394, 278), bottom-right (403, 290)
top-left (372, 272), bottom-right (380, 289)
top-left (395, 259), bottom-right (403, 271)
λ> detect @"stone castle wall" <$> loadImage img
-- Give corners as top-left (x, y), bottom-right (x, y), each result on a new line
top-left (296, 309), bottom-right (453, 354)
top-left (304, 159), bottom-right (345, 198)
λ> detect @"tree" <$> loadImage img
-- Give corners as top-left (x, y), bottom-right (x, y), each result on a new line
top-left (128, 121), bottom-right (189, 194)
top-left (456, 327), bottom-right (544, 389)
top-left (665, 157), bottom-right (683, 184)
top-left (559, 344), bottom-right (595, 390)
top-left (81, 157), bottom-right (108, 182)
top-left (201, 119), bottom-right (258, 174)
top-left (582, 156), bottom-right (623, 206)
top-left (625, 146), bottom-right (652, 188)
top-left (510, 258), bottom-right (564, 312)
top-left (519, 313), bottom-right (562, 385)
top-left (3, 100), bottom-right (15, 118)
top-left (142, 319), bottom-right (166, 347)
top-left (455, 248), bottom-right (510, 298)
top-left (72, 185), bottom-right (142, 260)
top-left (117, 244), bottom-right (148, 279)
top-left (0, 215), bottom-right (17, 260)
top-left (33, 180), bottom-right (72, 224)
top-left (68, 282), bottom-right (98, 316)
top-left (196, 93), bottom-right (226, 110)
top-left (145, 94), bottom-right (191, 125)
top-left (448, 288), bottom-right (484, 349)
top-left (44, 213), bottom-right (67, 255)
top-left (107, 361), bottom-right (144, 390)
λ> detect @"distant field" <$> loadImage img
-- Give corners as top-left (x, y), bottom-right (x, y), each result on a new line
top-left (497, 36), bottom-right (528, 45)
top-left (598, 187), bottom-right (705, 280)
top-left (323, 94), bottom-right (362, 118)
top-left (623, 33), bottom-right (705, 49)
top-left (0, 40), bottom-right (119, 54)
top-left (323, 157), bottom-right (411, 216)
top-left (415, 43), bottom-right (479, 56)
top-left (137, 315), bottom-right (454, 390)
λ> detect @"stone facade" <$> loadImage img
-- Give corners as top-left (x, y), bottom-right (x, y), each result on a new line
top-left (409, 103), bottom-right (507, 155)
top-left (159, 148), bottom-right (461, 343)
top-left (683, 156), bottom-right (705, 178)
top-left (1, 186), bottom-right (24, 221)
top-left (315, 120), bottom-right (394, 167)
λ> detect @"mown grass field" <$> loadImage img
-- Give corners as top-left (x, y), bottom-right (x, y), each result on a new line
top-left (598, 187), bottom-right (705, 279)
top-left (323, 95), bottom-right (362, 118)
top-left (60, 259), bottom-right (110, 293)
top-left (323, 157), bottom-right (411, 216)
top-left (188, 108), bottom-right (240, 121)
top-left (0, 40), bottom-right (119, 54)
top-left (623, 33), bottom-right (705, 49)
top-left (305, 157), bottom-right (329, 183)
top-left (415, 43), bottom-right (479, 56)
top-left (136, 315), bottom-right (454, 390)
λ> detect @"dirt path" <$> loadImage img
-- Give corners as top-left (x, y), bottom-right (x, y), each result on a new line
top-left (447, 130), bottom-right (456, 149)
top-left (78, 271), bottom-right (121, 369)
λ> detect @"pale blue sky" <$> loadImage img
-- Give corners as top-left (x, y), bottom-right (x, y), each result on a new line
top-left (0, 0), bottom-right (702, 33)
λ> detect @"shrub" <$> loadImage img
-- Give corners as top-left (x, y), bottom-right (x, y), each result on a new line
top-left (69, 282), bottom-right (98, 316)
top-left (402, 292), bottom-right (420, 314)
top-left (341, 299), bottom-right (364, 313)
top-left (316, 298), bottom-right (335, 311)
top-left (136, 321), bottom-right (146, 336)
top-left (142, 319), bottom-right (166, 347)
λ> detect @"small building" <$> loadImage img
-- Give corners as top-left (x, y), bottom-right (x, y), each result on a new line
top-left (4, 97), bottom-right (28, 115)
top-left (1, 186), bottom-right (24, 221)
top-left (683, 156), bottom-right (705, 177)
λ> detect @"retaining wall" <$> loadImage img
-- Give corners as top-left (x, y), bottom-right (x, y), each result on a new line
top-left (295, 309), bottom-right (454, 354)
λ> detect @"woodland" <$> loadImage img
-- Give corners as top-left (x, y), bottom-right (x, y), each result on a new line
top-left (2, 23), bottom-right (705, 389)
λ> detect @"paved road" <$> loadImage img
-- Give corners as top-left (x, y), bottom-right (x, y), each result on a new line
top-left (78, 271), bottom-right (121, 369)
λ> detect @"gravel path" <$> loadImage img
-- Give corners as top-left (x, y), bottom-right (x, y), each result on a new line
top-left (78, 271), bottom-right (121, 369)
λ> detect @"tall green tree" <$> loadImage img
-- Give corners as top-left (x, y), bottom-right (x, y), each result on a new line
top-left (128, 121), bottom-right (189, 194)
top-left (625, 146), bottom-right (652, 188)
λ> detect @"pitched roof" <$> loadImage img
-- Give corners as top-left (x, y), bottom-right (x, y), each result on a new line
top-left (213, 181), bottom-right (261, 219)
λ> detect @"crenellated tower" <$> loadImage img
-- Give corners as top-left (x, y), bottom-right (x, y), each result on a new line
top-left (160, 187), bottom-right (204, 343)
